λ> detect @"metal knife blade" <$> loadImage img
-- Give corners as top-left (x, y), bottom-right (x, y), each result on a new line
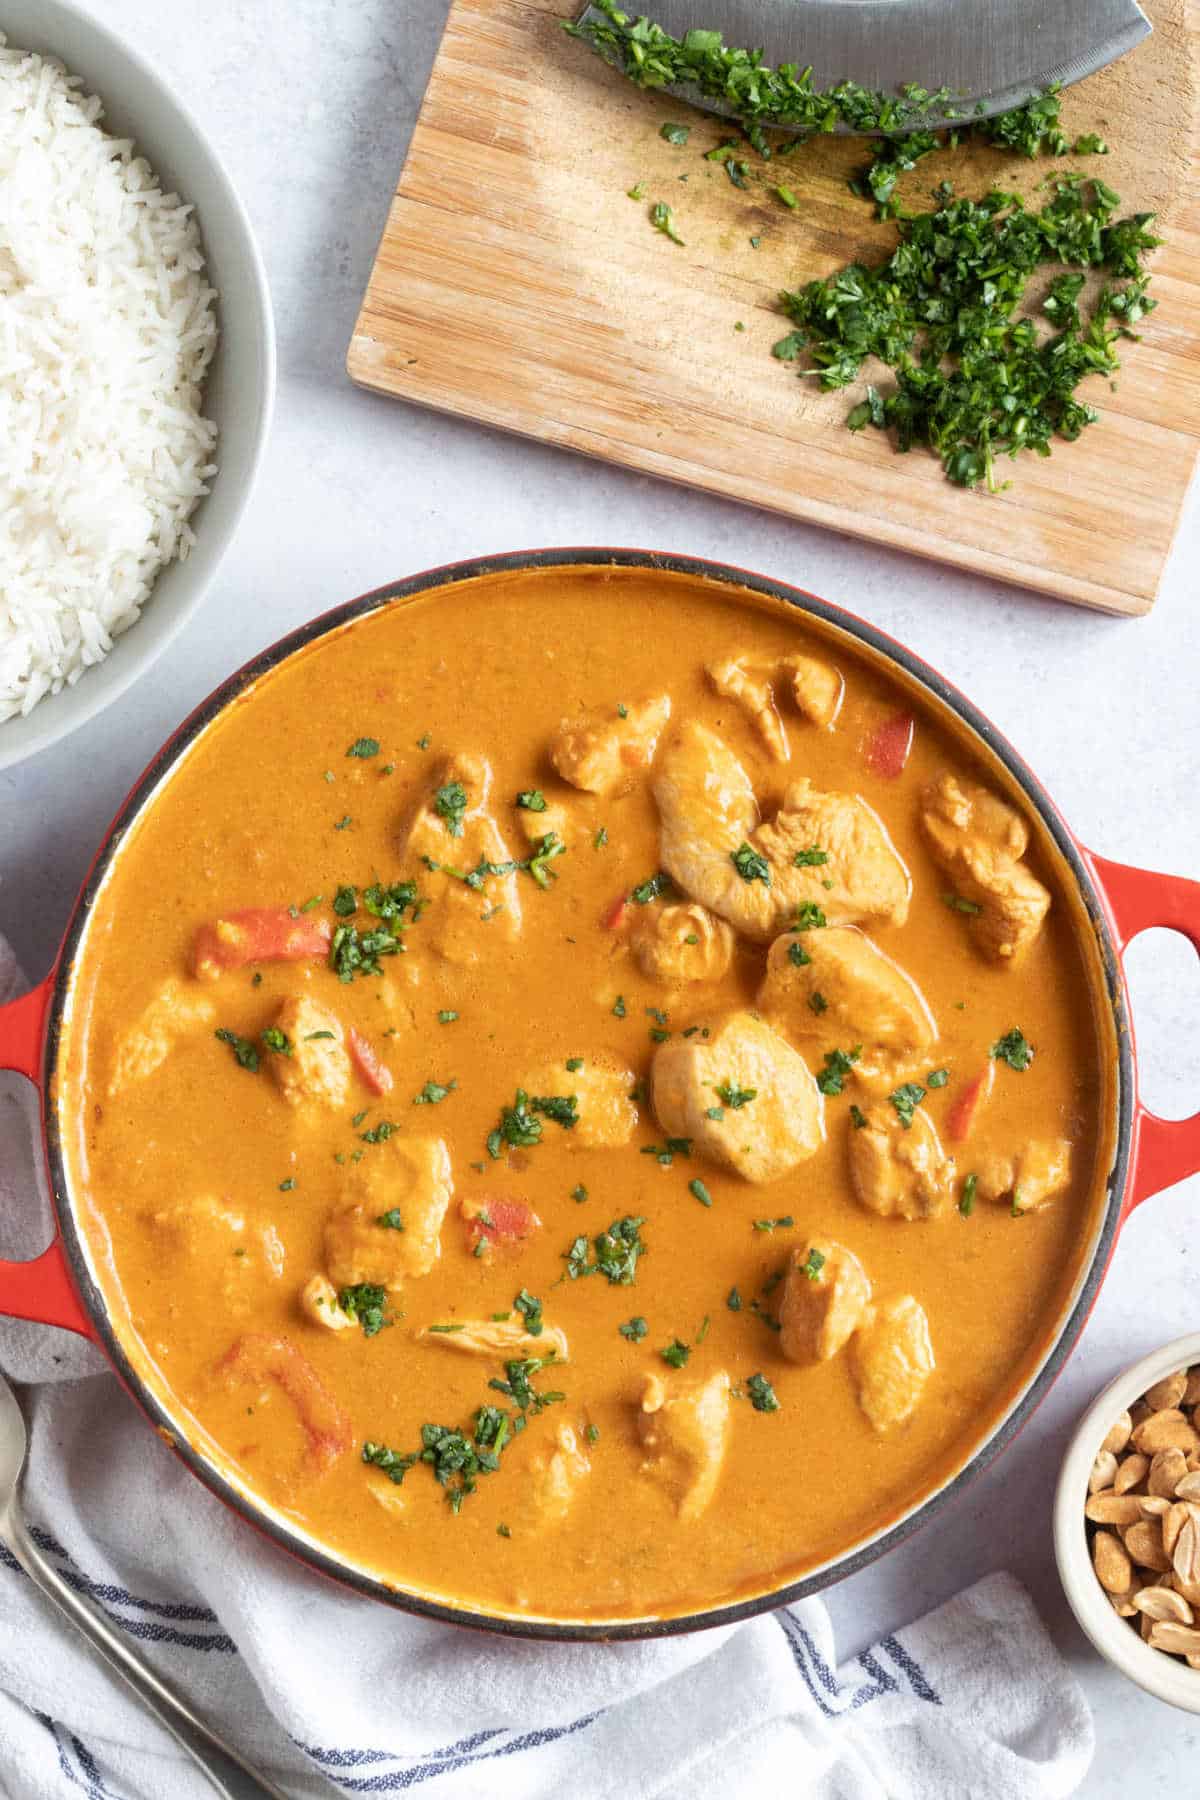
top-left (573, 0), bottom-right (1151, 130)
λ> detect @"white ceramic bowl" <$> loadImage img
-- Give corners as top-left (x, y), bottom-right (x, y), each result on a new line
top-left (1055, 1331), bottom-right (1200, 1714)
top-left (0, 0), bottom-right (275, 771)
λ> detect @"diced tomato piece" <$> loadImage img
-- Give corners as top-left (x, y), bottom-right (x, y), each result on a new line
top-left (460, 1196), bottom-right (542, 1254)
top-left (945, 1063), bottom-right (995, 1144)
top-left (218, 1333), bottom-right (351, 1475)
top-left (348, 1028), bottom-right (393, 1096)
top-left (192, 908), bottom-right (331, 980)
top-left (865, 712), bottom-right (915, 780)
top-left (602, 895), bottom-right (629, 930)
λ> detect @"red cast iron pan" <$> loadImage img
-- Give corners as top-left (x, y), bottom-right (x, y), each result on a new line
top-left (1, 548), bottom-right (1198, 1640)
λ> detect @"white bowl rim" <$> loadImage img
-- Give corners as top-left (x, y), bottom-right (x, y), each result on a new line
top-left (1054, 1330), bottom-right (1200, 1714)
top-left (0, 0), bottom-right (276, 771)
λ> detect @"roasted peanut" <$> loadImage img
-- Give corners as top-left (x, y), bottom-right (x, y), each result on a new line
top-left (1093, 1529), bottom-right (1133, 1595)
top-left (1145, 1372), bottom-right (1189, 1412)
top-left (1114, 1453), bottom-right (1150, 1494)
top-left (1148, 1447), bottom-right (1189, 1498)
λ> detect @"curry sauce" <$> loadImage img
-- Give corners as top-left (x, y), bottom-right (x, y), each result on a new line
top-left (59, 566), bottom-right (1116, 1624)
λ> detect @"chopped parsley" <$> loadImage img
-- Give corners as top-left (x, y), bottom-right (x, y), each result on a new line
top-left (564, 1215), bottom-right (647, 1285)
top-left (817, 1046), bottom-right (861, 1096)
top-left (630, 871), bottom-right (673, 904)
top-left (793, 902), bottom-right (827, 931)
top-left (889, 1082), bottom-right (927, 1128)
top-left (715, 1081), bottom-right (756, 1109)
top-left (516, 789), bottom-right (547, 812)
top-left (959, 1173), bottom-right (978, 1218)
top-left (793, 845), bottom-right (829, 866)
top-left (731, 842), bottom-right (771, 885)
top-left (433, 781), bottom-right (468, 837)
top-left (618, 1316), bottom-right (648, 1341)
top-left (746, 1373), bottom-right (780, 1413)
top-left (339, 1283), bottom-right (390, 1337)
top-left (992, 1028), bottom-right (1034, 1072)
top-left (513, 1288), bottom-right (544, 1337)
top-left (214, 1028), bottom-right (258, 1072)
top-left (660, 1338), bottom-right (691, 1369)
top-left (346, 737), bottom-right (380, 759)
top-left (689, 1177), bottom-right (713, 1208)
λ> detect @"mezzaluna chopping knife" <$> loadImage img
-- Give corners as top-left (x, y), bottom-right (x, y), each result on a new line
top-left (572, 0), bottom-right (1152, 130)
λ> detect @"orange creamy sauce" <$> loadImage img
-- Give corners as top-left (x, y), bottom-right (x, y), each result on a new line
top-left (61, 567), bottom-right (1114, 1622)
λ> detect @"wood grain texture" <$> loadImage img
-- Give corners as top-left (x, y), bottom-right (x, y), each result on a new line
top-left (349, 0), bottom-right (1200, 614)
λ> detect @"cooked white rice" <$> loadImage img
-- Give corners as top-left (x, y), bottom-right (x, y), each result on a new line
top-left (0, 37), bottom-right (218, 724)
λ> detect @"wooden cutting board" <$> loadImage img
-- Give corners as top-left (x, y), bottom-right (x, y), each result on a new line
top-left (349, 0), bottom-right (1199, 614)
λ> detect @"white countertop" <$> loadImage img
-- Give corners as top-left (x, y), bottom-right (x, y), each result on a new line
top-left (2, 0), bottom-right (1198, 1789)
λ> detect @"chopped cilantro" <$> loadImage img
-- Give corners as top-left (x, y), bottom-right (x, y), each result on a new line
top-left (339, 1283), bottom-right (390, 1336)
top-left (214, 1028), bottom-right (258, 1072)
top-left (571, 1183), bottom-right (588, 1202)
top-left (650, 200), bottom-right (685, 245)
top-left (793, 902), bottom-right (827, 931)
top-left (593, 827), bottom-right (608, 849)
top-left (849, 1103), bottom-right (868, 1129)
top-left (334, 815), bottom-right (352, 831)
top-left (640, 1138), bottom-right (691, 1166)
top-left (809, 991), bottom-right (828, 1015)
top-left (792, 845), bottom-right (829, 866)
top-left (753, 1216), bottom-right (794, 1232)
top-left (731, 842), bottom-right (771, 885)
top-left (376, 1209), bottom-right (405, 1230)
top-left (942, 891), bottom-right (983, 915)
top-left (360, 1120), bottom-right (401, 1144)
top-left (660, 1338), bottom-right (691, 1368)
top-left (705, 1105), bottom-right (724, 1121)
top-left (362, 1441), bottom-right (418, 1485)
top-left (889, 1082), bottom-right (927, 1128)
top-left (333, 885), bottom-right (357, 917)
top-left (516, 790), bottom-right (547, 812)
top-left (531, 1093), bottom-right (579, 1128)
top-left (438, 1010), bottom-right (458, 1024)
top-left (488, 1088), bottom-right (542, 1157)
top-left (817, 1046), bottom-right (861, 1096)
top-left (612, 995), bottom-right (627, 1018)
top-left (801, 1247), bottom-right (826, 1281)
top-left (565, 1057), bottom-right (584, 1072)
top-left (434, 781), bottom-right (468, 837)
top-left (788, 941), bottom-right (812, 967)
top-left (726, 1287), bottom-right (742, 1311)
top-left (586, 1423), bottom-right (601, 1444)
top-left (746, 1373), bottom-right (780, 1413)
top-left (618, 1316), bottom-right (648, 1341)
top-left (260, 1026), bottom-right (292, 1057)
top-left (278, 1177), bottom-right (296, 1192)
top-left (927, 1067), bottom-right (949, 1088)
top-left (630, 871), bottom-right (673, 905)
top-left (716, 1080), bottom-right (756, 1109)
top-left (660, 120), bottom-right (690, 143)
top-left (414, 1079), bottom-right (455, 1106)
top-left (514, 1288), bottom-right (544, 1337)
top-left (992, 1028), bottom-right (1034, 1072)
top-left (689, 1177), bottom-right (713, 1208)
top-left (959, 1173), bottom-right (978, 1217)
top-left (346, 737), bottom-right (380, 759)
top-left (564, 1216), bottom-right (647, 1285)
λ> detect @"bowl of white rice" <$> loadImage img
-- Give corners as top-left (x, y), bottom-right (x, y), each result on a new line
top-left (0, 0), bottom-right (274, 769)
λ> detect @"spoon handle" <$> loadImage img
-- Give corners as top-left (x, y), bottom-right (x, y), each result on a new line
top-left (2, 1510), bottom-right (291, 1800)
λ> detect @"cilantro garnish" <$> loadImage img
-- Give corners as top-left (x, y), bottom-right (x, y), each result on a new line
top-left (793, 845), bottom-right (829, 867)
top-left (339, 1283), bottom-right (390, 1337)
top-left (889, 1082), bottom-right (927, 1128)
top-left (516, 790), bottom-right (547, 811)
top-left (346, 737), bottom-right (380, 759)
top-left (943, 892), bottom-right (983, 915)
top-left (731, 843), bottom-right (771, 885)
top-left (959, 1173), bottom-right (978, 1217)
top-left (563, 1216), bottom-right (647, 1285)
top-left (992, 1028), bottom-right (1034, 1072)
top-left (660, 1338), bottom-right (691, 1369)
top-left (214, 1028), bottom-right (259, 1072)
top-left (376, 1209), bottom-right (405, 1230)
top-left (660, 120), bottom-right (690, 144)
top-left (817, 1046), bottom-right (861, 1096)
top-left (619, 1316), bottom-right (648, 1341)
top-left (630, 871), bottom-right (673, 904)
top-left (793, 902), bottom-right (827, 931)
top-left (715, 1081), bottom-right (756, 1109)
top-left (801, 1247), bottom-right (826, 1281)
top-left (413, 1079), bottom-right (456, 1106)
top-left (514, 1288), bottom-right (544, 1337)
top-left (746, 1373), bottom-right (780, 1412)
top-left (260, 1026), bottom-right (292, 1057)
top-left (788, 941), bottom-right (812, 967)
top-left (650, 200), bottom-right (685, 245)
top-left (433, 781), bottom-right (468, 837)
top-left (689, 1177), bottom-right (713, 1208)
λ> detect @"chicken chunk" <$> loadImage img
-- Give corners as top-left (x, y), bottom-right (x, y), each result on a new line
top-left (653, 723), bottom-right (910, 943)
top-left (848, 1104), bottom-right (954, 1221)
top-left (706, 657), bottom-right (789, 760)
top-left (300, 1273), bottom-right (357, 1332)
top-left (324, 1137), bottom-right (453, 1290)
top-left (759, 925), bottom-right (936, 1077)
top-left (779, 1237), bottom-right (872, 1364)
top-left (550, 694), bottom-right (671, 796)
top-left (973, 1138), bottom-right (1072, 1213)
top-left (108, 977), bottom-right (216, 1094)
top-left (397, 752), bottom-right (522, 963)
top-left (526, 1423), bottom-right (592, 1526)
top-left (781, 654), bottom-right (844, 729)
top-left (267, 994), bottom-right (351, 1113)
top-left (417, 1319), bottom-right (570, 1362)
top-left (921, 774), bottom-right (1051, 963)
top-left (151, 1195), bottom-right (284, 1312)
top-left (631, 901), bottom-right (735, 986)
top-left (652, 1010), bottom-right (824, 1183)
top-left (519, 1055), bottom-right (638, 1149)
top-left (637, 1370), bottom-right (731, 1522)
top-left (853, 1297), bottom-right (935, 1432)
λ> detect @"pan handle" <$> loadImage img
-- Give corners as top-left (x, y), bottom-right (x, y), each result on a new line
top-left (0, 972), bottom-right (95, 1340)
top-left (1085, 851), bottom-right (1200, 1211)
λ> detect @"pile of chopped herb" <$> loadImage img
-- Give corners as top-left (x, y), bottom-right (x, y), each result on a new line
top-left (329, 880), bottom-right (422, 981)
top-left (777, 176), bottom-right (1159, 489)
top-left (564, 1215), bottom-right (648, 1284)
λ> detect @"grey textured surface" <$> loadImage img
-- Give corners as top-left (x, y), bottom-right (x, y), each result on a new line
top-left (1, 0), bottom-right (1198, 1784)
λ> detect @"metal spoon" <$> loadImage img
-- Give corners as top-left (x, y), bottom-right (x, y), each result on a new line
top-left (0, 1370), bottom-right (290, 1800)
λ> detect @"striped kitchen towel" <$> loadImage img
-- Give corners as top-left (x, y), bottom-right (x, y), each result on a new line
top-left (0, 938), bottom-right (1094, 1800)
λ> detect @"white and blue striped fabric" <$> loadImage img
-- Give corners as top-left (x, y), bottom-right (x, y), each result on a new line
top-left (0, 944), bottom-right (1094, 1800)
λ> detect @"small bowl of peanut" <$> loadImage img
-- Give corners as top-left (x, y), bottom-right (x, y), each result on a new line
top-left (1055, 1333), bottom-right (1200, 1712)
